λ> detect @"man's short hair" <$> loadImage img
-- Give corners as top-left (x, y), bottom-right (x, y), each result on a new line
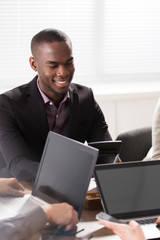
top-left (31, 28), bottom-right (71, 56)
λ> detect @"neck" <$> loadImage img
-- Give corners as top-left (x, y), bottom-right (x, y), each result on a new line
top-left (49, 93), bottom-right (64, 108)
top-left (37, 80), bottom-right (65, 107)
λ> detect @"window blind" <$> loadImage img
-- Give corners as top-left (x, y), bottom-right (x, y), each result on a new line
top-left (0, 0), bottom-right (160, 89)
top-left (103, 0), bottom-right (160, 82)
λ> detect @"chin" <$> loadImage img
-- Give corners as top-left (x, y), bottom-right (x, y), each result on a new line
top-left (52, 88), bottom-right (68, 95)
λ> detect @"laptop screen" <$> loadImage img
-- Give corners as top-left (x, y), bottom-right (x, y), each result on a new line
top-left (94, 160), bottom-right (160, 219)
top-left (32, 131), bottom-right (98, 218)
top-left (88, 140), bottom-right (122, 164)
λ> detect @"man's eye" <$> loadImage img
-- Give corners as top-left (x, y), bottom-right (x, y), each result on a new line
top-left (66, 62), bottom-right (73, 66)
top-left (49, 65), bottom-right (58, 69)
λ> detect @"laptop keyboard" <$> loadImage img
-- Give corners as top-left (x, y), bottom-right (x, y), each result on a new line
top-left (124, 217), bottom-right (157, 225)
top-left (136, 217), bottom-right (157, 225)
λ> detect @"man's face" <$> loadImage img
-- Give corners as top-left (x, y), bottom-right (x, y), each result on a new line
top-left (30, 41), bottom-right (75, 99)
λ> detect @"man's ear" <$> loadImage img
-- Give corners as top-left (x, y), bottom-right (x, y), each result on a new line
top-left (29, 57), bottom-right (37, 71)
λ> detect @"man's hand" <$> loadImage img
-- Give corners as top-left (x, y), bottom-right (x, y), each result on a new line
top-left (99, 219), bottom-right (146, 240)
top-left (42, 202), bottom-right (78, 231)
top-left (0, 178), bottom-right (25, 197)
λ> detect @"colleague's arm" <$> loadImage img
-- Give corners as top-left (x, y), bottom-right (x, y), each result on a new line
top-left (0, 203), bottom-right (78, 240)
top-left (99, 220), bottom-right (146, 240)
top-left (0, 206), bottom-right (46, 240)
top-left (152, 97), bottom-right (160, 160)
top-left (0, 178), bottom-right (25, 197)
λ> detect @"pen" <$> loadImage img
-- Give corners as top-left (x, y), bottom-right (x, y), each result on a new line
top-left (76, 228), bottom-right (85, 234)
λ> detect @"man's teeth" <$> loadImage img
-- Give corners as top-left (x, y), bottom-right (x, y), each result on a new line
top-left (55, 80), bottom-right (67, 84)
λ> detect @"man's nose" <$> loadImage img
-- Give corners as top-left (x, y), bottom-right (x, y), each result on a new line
top-left (57, 66), bottom-right (69, 77)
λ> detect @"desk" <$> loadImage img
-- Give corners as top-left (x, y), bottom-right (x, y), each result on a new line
top-left (76, 209), bottom-right (119, 240)
top-left (21, 183), bottom-right (160, 240)
top-left (21, 182), bottom-right (118, 240)
top-left (41, 208), bottom-right (118, 240)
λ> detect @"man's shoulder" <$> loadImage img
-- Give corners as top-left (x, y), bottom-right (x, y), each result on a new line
top-left (0, 84), bottom-right (29, 105)
top-left (0, 77), bottom-right (37, 100)
top-left (1, 84), bottom-right (27, 97)
top-left (70, 83), bottom-right (92, 94)
top-left (69, 83), bottom-right (95, 105)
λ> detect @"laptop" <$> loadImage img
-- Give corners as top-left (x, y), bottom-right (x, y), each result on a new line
top-left (88, 140), bottom-right (122, 164)
top-left (0, 131), bottom-right (98, 220)
top-left (94, 160), bottom-right (160, 238)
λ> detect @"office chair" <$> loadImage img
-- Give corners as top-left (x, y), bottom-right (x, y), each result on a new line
top-left (116, 126), bottom-right (152, 162)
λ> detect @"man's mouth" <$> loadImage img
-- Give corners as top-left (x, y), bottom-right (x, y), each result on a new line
top-left (52, 79), bottom-right (68, 84)
top-left (54, 80), bottom-right (67, 84)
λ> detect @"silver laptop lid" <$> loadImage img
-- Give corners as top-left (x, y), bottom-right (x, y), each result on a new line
top-left (32, 131), bottom-right (98, 218)
top-left (94, 160), bottom-right (160, 219)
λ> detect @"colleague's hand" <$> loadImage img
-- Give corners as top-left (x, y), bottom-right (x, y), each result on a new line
top-left (99, 219), bottom-right (146, 240)
top-left (42, 202), bottom-right (78, 231)
top-left (115, 156), bottom-right (122, 163)
top-left (156, 216), bottom-right (160, 226)
top-left (0, 178), bottom-right (25, 197)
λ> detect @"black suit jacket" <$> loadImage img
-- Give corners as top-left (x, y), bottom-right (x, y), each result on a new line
top-left (0, 76), bottom-right (111, 181)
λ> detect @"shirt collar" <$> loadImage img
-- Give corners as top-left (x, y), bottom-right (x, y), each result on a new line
top-left (37, 79), bottom-right (70, 104)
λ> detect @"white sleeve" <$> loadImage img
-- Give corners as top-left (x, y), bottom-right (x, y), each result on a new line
top-left (152, 97), bottom-right (160, 160)
top-left (0, 206), bottom-right (47, 240)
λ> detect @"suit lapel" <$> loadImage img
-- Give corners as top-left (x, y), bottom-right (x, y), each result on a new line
top-left (26, 77), bottom-right (49, 140)
top-left (67, 85), bottom-right (79, 139)
top-left (26, 78), bottom-right (79, 140)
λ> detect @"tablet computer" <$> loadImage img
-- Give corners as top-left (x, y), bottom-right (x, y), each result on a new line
top-left (88, 140), bottom-right (122, 164)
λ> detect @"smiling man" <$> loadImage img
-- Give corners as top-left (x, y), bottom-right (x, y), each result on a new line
top-left (0, 28), bottom-right (112, 181)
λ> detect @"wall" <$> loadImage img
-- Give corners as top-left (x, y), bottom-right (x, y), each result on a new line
top-left (94, 89), bottom-right (160, 139)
